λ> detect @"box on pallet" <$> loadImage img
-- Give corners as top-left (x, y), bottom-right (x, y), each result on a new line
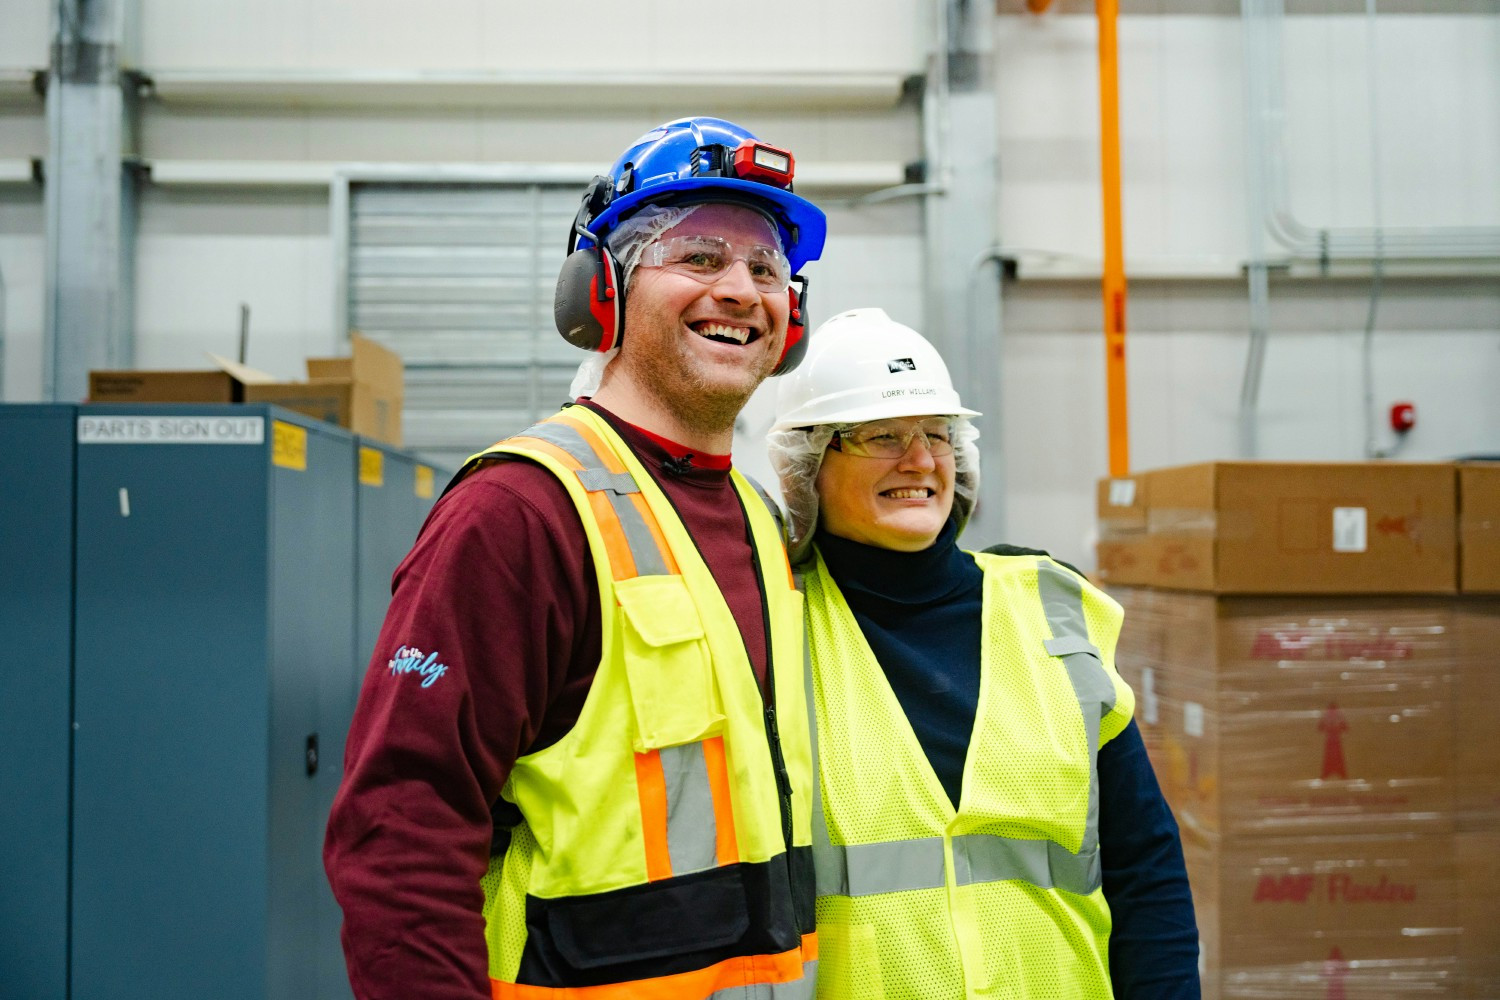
top-left (1184, 829), bottom-right (1463, 1000)
top-left (1110, 588), bottom-right (1457, 837)
top-left (1453, 599), bottom-right (1500, 830)
top-left (1458, 463), bottom-right (1500, 593)
top-left (1097, 462), bottom-right (1457, 594)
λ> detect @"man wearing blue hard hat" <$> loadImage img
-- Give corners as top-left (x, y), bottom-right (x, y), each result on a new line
top-left (326, 117), bottom-right (827, 1000)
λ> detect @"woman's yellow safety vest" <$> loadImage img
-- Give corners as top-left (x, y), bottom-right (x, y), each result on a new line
top-left (449, 406), bottom-right (816, 999)
top-left (803, 549), bottom-right (1134, 1000)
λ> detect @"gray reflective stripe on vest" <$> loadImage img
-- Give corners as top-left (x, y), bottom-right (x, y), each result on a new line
top-left (952, 832), bottom-right (1099, 896)
top-left (741, 471), bottom-right (787, 544)
top-left (659, 741), bottom-right (717, 875)
top-left (705, 962), bottom-right (817, 1000)
top-left (515, 420), bottom-right (669, 577)
top-left (1035, 559), bottom-right (1117, 857)
top-left (805, 557), bottom-right (1111, 900)
top-left (813, 831), bottom-right (1101, 898)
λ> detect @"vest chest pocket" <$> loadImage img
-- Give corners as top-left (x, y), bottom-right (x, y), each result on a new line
top-left (615, 575), bottom-right (725, 752)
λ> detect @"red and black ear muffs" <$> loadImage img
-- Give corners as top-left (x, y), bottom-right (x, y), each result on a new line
top-left (771, 277), bottom-right (809, 376)
top-left (554, 175), bottom-right (625, 353)
top-left (553, 242), bottom-right (624, 354)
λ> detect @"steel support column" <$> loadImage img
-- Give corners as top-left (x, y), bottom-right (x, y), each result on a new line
top-left (44, 0), bottom-right (137, 403)
top-left (923, 0), bottom-right (1004, 544)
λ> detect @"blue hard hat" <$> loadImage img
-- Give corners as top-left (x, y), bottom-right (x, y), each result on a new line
top-left (573, 117), bottom-right (828, 273)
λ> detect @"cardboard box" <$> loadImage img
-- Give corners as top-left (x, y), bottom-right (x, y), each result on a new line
top-left (1097, 462), bottom-right (1458, 594)
top-left (88, 369), bottom-right (242, 403)
top-left (1454, 831), bottom-right (1500, 999)
top-left (1187, 830), bottom-right (1463, 1000)
top-left (1453, 599), bottom-right (1500, 831)
top-left (1458, 463), bottom-right (1500, 593)
top-left (87, 335), bottom-right (404, 446)
top-left (1096, 473), bottom-right (1151, 586)
top-left (1109, 587), bottom-right (1456, 838)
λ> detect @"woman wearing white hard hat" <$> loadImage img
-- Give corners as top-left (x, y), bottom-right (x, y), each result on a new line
top-left (768, 308), bottom-right (1198, 999)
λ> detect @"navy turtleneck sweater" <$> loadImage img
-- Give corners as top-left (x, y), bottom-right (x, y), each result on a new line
top-left (813, 520), bottom-right (1202, 999)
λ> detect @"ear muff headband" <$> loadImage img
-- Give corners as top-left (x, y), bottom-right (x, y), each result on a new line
top-left (771, 278), bottom-right (809, 376)
top-left (553, 245), bottom-right (623, 353)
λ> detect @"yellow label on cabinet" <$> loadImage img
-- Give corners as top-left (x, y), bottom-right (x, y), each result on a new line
top-left (271, 421), bottom-right (307, 471)
top-left (415, 465), bottom-right (435, 499)
top-left (359, 447), bottom-right (384, 487)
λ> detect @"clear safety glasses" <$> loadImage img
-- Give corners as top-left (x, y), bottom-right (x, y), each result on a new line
top-left (830, 418), bottom-right (956, 459)
top-left (638, 235), bottom-right (792, 293)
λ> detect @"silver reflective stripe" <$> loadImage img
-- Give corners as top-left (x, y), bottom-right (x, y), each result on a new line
top-left (740, 470), bottom-right (787, 542)
top-left (575, 467), bottom-right (640, 495)
top-left (1035, 560), bottom-right (1116, 857)
top-left (704, 961), bottom-right (817, 999)
top-left (659, 742), bottom-right (717, 875)
top-left (815, 837), bottom-right (947, 896)
top-left (516, 420), bottom-right (669, 577)
top-left (952, 832), bottom-right (1100, 896)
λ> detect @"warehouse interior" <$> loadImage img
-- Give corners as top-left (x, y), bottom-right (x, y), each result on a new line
top-left (2, 0), bottom-right (1498, 997)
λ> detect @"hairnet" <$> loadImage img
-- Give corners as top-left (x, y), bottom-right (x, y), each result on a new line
top-left (767, 416), bottom-right (981, 565)
top-left (604, 203), bottom-right (700, 290)
top-left (568, 205), bottom-right (699, 398)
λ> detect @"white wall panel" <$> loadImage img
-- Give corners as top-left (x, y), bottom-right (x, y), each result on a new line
top-left (995, 12), bottom-right (1500, 268)
top-left (0, 109), bottom-right (46, 159)
top-left (0, 188), bottom-right (44, 401)
top-left (0, 0), bottom-right (50, 70)
top-left (132, 189), bottom-right (334, 379)
top-left (998, 278), bottom-right (1500, 566)
top-left (1282, 15), bottom-right (1500, 230)
top-left (137, 0), bottom-right (925, 74)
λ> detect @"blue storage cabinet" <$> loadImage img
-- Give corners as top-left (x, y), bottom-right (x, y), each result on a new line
top-left (0, 404), bottom-right (77, 1000)
top-left (353, 439), bottom-right (440, 688)
top-left (69, 405), bottom-right (355, 1000)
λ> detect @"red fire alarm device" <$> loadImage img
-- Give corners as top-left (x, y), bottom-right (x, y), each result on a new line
top-left (1390, 401), bottom-right (1416, 434)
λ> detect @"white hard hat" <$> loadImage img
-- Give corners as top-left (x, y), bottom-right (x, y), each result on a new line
top-left (771, 308), bottom-right (981, 429)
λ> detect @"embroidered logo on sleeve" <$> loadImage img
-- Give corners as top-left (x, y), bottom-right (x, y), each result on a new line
top-left (389, 645), bottom-right (449, 688)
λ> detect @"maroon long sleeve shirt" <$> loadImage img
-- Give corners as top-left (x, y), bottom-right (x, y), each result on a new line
top-left (324, 402), bottom-right (772, 1000)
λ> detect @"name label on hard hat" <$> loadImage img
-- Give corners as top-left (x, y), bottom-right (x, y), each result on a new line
top-left (77, 415), bottom-right (267, 444)
top-left (881, 388), bottom-right (937, 399)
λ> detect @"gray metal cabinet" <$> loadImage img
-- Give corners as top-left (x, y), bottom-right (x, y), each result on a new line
top-left (69, 405), bottom-right (354, 1000)
top-left (0, 404), bottom-right (77, 1000)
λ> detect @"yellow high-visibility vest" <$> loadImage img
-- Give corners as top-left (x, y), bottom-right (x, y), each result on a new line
top-left (448, 406), bottom-right (816, 999)
top-left (804, 549), bottom-right (1134, 1000)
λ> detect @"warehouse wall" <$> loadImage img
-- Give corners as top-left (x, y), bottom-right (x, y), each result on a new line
top-left (989, 4), bottom-right (1500, 565)
top-left (2, 1), bottom-right (1498, 568)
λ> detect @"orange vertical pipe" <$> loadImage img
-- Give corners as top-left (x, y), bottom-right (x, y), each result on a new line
top-left (1097, 0), bottom-right (1130, 476)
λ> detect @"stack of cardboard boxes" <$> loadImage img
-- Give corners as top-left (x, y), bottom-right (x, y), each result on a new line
top-left (1098, 461), bottom-right (1499, 1000)
top-left (88, 334), bottom-right (405, 447)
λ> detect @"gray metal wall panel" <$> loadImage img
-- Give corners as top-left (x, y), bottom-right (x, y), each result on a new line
top-left (347, 182), bottom-right (586, 470)
top-left (0, 404), bottom-right (76, 1000)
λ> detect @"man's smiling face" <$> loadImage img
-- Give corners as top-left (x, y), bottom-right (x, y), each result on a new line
top-left (612, 202), bottom-right (791, 436)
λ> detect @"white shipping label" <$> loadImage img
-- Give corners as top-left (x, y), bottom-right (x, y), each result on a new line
top-left (1332, 506), bottom-right (1368, 553)
top-left (1108, 479), bottom-right (1138, 506)
top-left (78, 415), bottom-right (266, 445)
top-left (1141, 667), bottom-right (1159, 726)
top-left (1183, 701), bottom-right (1205, 738)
